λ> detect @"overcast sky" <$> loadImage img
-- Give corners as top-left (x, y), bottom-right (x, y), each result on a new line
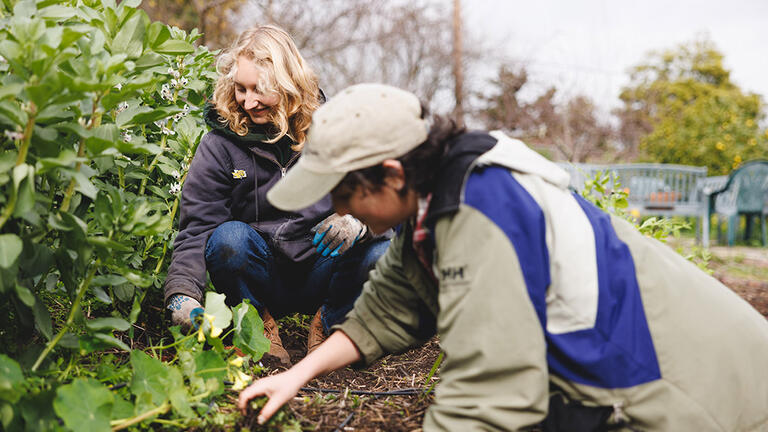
top-left (464, 0), bottom-right (768, 112)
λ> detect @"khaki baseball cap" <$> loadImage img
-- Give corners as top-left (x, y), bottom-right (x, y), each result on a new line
top-left (267, 83), bottom-right (429, 210)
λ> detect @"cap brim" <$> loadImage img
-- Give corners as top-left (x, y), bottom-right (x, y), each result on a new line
top-left (267, 160), bottom-right (346, 211)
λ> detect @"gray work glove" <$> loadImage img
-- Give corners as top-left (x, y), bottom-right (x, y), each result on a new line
top-left (167, 294), bottom-right (204, 332)
top-left (311, 213), bottom-right (367, 257)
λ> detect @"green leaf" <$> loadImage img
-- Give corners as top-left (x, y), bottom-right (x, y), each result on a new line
top-left (114, 283), bottom-right (134, 302)
top-left (204, 292), bottom-right (232, 334)
top-left (14, 284), bottom-right (34, 307)
top-left (92, 333), bottom-right (130, 351)
top-left (85, 123), bottom-right (120, 155)
top-left (115, 104), bottom-right (152, 128)
top-left (194, 350), bottom-right (227, 382)
top-left (73, 171), bottom-right (99, 199)
top-left (154, 39), bottom-right (194, 55)
top-left (110, 12), bottom-right (144, 58)
top-left (165, 366), bottom-right (194, 418)
top-left (0, 355), bottom-right (24, 403)
top-left (38, 4), bottom-right (78, 21)
top-left (0, 100), bottom-right (27, 127)
top-left (37, 149), bottom-right (81, 172)
top-left (53, 378), bottom-right (114, 432)
top-left (146, 21), bottom-right (170, 48)
top-left (32, 298), bottom-right (53, 340)
top-left (232, 302), bottom-right (270, 360)
top-left (129, 350), bottom-right (167, 406)
top-left (87, 317), bottom-right (131, 332)
top-left (92, 274), bottom-right (128, 286)
top-left (0, 235), bottom-right (23, 269)
top-left (18, 389), bottom-right (60, 432)
top-left (87, 236), bottom-right (133, 252)
top-left (12, 164), bottom-right (35, 216)
top-left (0, 83), bottom-right (23, 100)
top-left (92, 286), bottom-right (112, 304)
top-left (117, 268), bottom-right (152, 288)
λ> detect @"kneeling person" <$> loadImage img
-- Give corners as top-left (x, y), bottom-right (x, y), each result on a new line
top-left (238, 84), bottom-right (768, 431)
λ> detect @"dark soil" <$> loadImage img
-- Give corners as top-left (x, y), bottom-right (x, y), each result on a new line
top-left (238, 243), bottom-right (768, 431)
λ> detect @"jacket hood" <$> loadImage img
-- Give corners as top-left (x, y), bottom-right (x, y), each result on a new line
top-left (479, 131), bottom-right (570, 189)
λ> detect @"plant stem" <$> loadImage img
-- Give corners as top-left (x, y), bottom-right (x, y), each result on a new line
top-left (0, 111), bottom-right (36, 231)
top-left (138, 120), bottom-right (174, 195)
top-left (150, 333), bottom-right (195, 350)
top-left (153, 170), bottom-right (187, 273)
top-left (61, 98), bottom-right (103, 212)
top-left (31, 260), bottom-right (100, 372)
top-left (110, 402), bottom-right (170, 431)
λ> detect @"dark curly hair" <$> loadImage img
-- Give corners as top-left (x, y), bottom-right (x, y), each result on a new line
top-left (331, 104), bottom-right (465, 201)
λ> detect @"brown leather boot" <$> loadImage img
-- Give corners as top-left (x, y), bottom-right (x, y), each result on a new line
top-left (307, 309), bottom-right (327, 355)
top-left (262, 309), bottom-right (291, 366)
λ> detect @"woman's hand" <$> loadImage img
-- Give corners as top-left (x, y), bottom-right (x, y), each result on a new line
top-left (237, 369), bottom-right (305, 424)
top-left (312, 213), bottom-right (367, 257)
top-left (237, 331), bottom-right (363, 424)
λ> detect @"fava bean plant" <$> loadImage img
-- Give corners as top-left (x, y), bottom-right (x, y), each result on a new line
top-left (0, 0), bottom-right (270, 430)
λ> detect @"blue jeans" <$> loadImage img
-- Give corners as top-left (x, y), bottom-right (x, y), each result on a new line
top-left (204, 221), bottom-right (388, 333)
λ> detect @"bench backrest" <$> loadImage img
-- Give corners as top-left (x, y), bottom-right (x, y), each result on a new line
top-left (558, 163), bottom-right (708, 216)
top-left (712, 160), bottom-right (768, 215)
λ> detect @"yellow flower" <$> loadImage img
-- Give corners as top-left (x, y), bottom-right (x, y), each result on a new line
top-left (197, 326), bottom-right (206, 343)
top-left (746, 119), bottom-right (755, 127)
top-left (204, 314), bottom-right (222, 338)
top-left (715, 142), bottom-right (726, 151)
top-left (734, 155), bottom-right (742, 163)
top-left (749, 138), bottom-right (757, 146)
top-left (231, 369), bottom-right (252, 391)
top-left (724, 134), bottom-right (733, 141)
top-left (229, 356), bottom-right (244, 368)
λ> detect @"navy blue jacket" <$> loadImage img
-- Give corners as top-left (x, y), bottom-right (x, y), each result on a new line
top-left (164, 109), bottom-right (333, 303)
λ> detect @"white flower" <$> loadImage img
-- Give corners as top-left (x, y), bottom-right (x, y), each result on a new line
top-left (169, 182), bottom-right (181, 195)
top-left (171, 170), bottom-right (181, 179)
top-left (121, 131), bottom-right (132, 142)
top-left (154, 119), bottom-right (167, 128)
top-left (0, 55), bottom-right (6, 63)
top-left (116, 101), bottom-right (129, 114)
top-left (160, 83), bottom-right (172, 100)
top-left (170, 78), bottom-right (178, 88)
top-left (168, 67), bottom-right (180, 79)
top-left (114, 83), bottom-right (123, 91)
top-left (180, 162), bottom-right (188, 172)
top-left (179, 77), bottom-right (188, 87)
top-left (161, 126), bottom-right (176, 136)
top-left (4, 130), bottom-right (23, 140)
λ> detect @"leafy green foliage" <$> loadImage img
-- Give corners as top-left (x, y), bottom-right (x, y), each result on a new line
top-left (617, 38), bottom-right (767, 175)
top-left (54, 378), bottom-right (114, 432)
top-left (0, 0), bottom-right (271, 430)
top-left (581, 171), bottom-right (711, 272)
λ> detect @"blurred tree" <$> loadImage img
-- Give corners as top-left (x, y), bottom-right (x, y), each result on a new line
top-left (139, 0), bottom-right (483, 114)
top-left (139, 0), bottom-right (244, 48)
top-left (478, 65), bottom-right (614, 162)
top-left (615, 38), bottom-right (766, 175)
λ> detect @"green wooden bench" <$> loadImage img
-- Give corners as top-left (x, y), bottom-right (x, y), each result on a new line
top-left (702, 160), bottom-right (768, 247)
top-left (559, 162), bottom-right (708, 217)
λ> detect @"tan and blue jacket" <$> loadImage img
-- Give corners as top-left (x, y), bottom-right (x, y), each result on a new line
top-left (336, 131), bottom-right (768, 431)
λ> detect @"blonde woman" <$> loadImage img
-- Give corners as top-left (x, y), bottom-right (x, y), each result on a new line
top-left (164, 26), bottom-right (388, 366)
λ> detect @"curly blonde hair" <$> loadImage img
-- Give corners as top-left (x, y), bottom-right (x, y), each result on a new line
top-left (213, 25), bottom-right (320, 149)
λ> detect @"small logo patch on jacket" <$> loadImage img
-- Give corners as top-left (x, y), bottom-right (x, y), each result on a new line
top-left (232, 169), bottom-right (247, 179)
top-left (440, 265), bottom-right (467, 281)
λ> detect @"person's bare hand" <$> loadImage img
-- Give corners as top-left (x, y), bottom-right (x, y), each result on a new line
top-left (237, 370), bottom-right (305, 424)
